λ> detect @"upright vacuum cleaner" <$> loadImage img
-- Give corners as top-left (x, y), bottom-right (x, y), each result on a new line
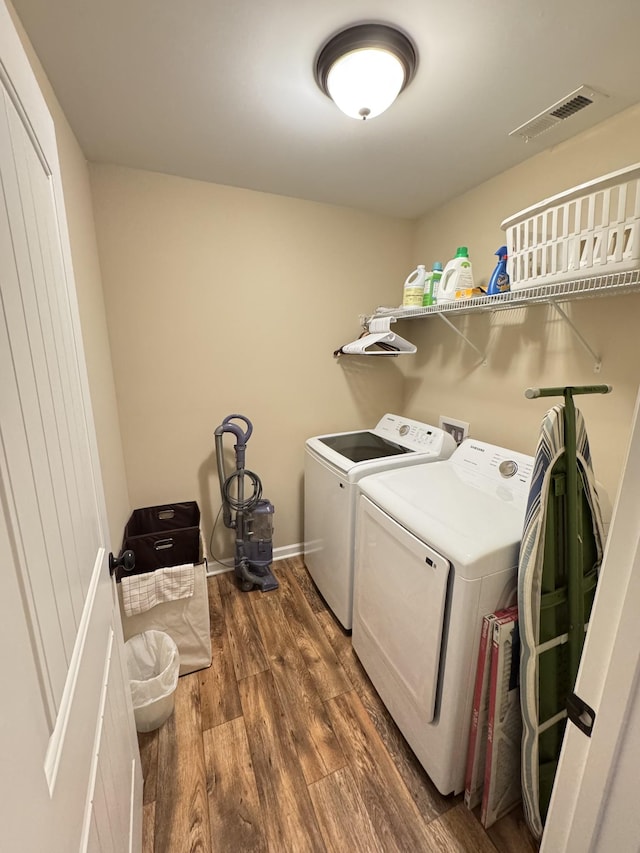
top-left (214, 414), bottom-right (278, 592)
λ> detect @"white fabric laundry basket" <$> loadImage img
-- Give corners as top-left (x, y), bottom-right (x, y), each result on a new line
top-left (125, 630), bottom-right (180, 733)
top-left (118, 559), bottom-right (211, 676)
top-left (115, 503), bottom-right (211, 675)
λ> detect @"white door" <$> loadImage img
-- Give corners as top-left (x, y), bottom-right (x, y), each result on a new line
top-left (0, 4), bottom-right (142, 851)
top-left (541, 388), bottom-right (640, 852)
top-left (353, 495), bottom-right (450, 725)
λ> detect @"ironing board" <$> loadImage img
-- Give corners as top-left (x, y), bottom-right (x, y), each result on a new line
top-left (518, 386), bottom-right (609, 840)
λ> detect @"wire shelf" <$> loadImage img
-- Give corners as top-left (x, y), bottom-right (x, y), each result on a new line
top-left (369, 268), bottom-right (640, 323)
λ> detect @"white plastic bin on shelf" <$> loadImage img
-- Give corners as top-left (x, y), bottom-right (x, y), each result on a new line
top-left (125, 630), bottom-right (179, 732)
top-left (502, 163), bottom-right (640, 290)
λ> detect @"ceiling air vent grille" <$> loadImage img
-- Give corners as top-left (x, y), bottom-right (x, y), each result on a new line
top-left (510, 85), bottom-right (607, 142)
top-left (550, 93), bottom-right (593, 119)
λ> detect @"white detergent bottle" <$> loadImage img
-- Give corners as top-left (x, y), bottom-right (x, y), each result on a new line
top-left (438, 247), bottom-right (474, 302)
top-left (402, 264), bottom-right (427, 307)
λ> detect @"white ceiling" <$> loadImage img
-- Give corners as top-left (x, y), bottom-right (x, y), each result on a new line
top-left (11, 0), bottom-right (640, 219)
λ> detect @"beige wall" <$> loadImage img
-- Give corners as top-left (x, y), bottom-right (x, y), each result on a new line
top-left (13, 0), bottom-right (640, 552)
top-left (403, 104), bottom-right (640, 507)
top-left (89, 165), bottom-right (412, 556)
top-left (9, 3), bottom-right (131, 547)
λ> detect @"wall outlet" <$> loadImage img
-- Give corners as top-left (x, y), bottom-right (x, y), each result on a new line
top-left (439, 416), bottom-right (469, 446)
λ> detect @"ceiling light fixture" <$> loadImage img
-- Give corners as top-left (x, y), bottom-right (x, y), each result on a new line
top-left (315, 24), bottom-right (418, 121)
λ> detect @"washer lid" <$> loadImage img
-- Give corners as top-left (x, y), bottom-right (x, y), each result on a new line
top-left (317, 431), bottom-right (410, 463)
top-left (306, 413), bottom-right (456, 474)
top-left (358, 439), bottom-right (534, 573)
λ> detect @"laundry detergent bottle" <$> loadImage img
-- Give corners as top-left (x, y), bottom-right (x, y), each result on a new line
top-left (403, 264), bottom-right (427, 307)
top-left (422, 261), bottom-right (443, 306)
top-left (438, 247), bottom-right (474, 302)
top-left (487, 245), bottom-right (510, 295)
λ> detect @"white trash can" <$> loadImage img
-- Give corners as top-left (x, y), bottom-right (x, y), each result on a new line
top-left (125, 630), bottom-right (179, 732)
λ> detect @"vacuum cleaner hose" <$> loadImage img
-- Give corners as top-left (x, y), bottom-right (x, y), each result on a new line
top-left (222, 469), bottom-right (263, 512)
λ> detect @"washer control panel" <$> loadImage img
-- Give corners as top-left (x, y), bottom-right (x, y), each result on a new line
top-left (375, 413), bottom-right (456, 454)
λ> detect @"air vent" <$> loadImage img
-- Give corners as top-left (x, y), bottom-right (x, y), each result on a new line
top-left (510, 85), bottom-right (608, 142)
top-left (550, 94), bottom-right (593, 120)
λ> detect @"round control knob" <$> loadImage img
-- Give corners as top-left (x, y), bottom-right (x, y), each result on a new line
top-left (399, 424), bottom-right (410, 436)
top-left (499, 459), bottom-right (518, 478)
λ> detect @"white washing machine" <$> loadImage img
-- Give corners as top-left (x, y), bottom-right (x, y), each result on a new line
top-left (352, 439), bottom-right (534, 795)
top-left (304, 414), bottom-right (456, 630)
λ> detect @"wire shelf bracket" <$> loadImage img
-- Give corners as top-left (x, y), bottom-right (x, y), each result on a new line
top-left (551, 303), bottom-right (602, 372)
top-left (437, 313), bottom-right (488, 365)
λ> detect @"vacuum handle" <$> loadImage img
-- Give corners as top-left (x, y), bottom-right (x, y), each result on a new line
top-left (221, 414), bottom-right (253, 443)
top-left (214, 414), bottom-right (255, 528)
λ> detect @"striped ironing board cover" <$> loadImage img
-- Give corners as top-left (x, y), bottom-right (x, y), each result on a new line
top-left (517, 404), bottom-right (605, 840)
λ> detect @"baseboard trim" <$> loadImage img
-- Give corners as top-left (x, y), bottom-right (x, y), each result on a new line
top-left (205, 542), bottom-right (303, 577)
top-left (274, 542), bottom-right (304, 561)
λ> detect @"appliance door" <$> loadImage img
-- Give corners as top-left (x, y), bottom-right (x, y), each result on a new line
top-left (353, 495), bottom-right (450, 724)
top-left (303, 447), bottom-right (355, 628)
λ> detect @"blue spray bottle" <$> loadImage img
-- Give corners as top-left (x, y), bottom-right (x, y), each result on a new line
top-left (487, 245), bottom-right (510, 295)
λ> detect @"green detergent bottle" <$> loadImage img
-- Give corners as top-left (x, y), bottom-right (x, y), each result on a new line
top-left (422, 261), bottom-right (443, 306)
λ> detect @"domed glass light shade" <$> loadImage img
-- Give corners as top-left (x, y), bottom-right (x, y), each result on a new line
top-left (315, 24), bottom-right (417, 121)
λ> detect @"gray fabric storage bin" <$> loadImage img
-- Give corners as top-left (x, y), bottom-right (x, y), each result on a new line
top-left (120, 501), bottom-right (201, 577)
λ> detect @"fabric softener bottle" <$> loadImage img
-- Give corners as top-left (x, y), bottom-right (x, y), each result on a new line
top-left (439, 247), bottom-right (474, 302)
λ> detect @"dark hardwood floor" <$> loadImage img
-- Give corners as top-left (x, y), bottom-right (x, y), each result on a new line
top-left (138, 557), bottom-right (538, 852)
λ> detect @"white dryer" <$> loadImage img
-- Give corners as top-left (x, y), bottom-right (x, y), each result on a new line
top-left (352, 439), bottom-right (534, 795)
top-left (304, 414), bottom-right (456, 630)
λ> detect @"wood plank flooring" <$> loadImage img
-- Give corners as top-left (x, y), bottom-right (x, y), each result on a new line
top-left (139, 557), bottom-right (538, 852)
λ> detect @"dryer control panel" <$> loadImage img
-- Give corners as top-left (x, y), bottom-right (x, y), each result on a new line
top-left (375, 413), bottom-right (456, 454)
top-left (451, 439), bottom-right (534, 496)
